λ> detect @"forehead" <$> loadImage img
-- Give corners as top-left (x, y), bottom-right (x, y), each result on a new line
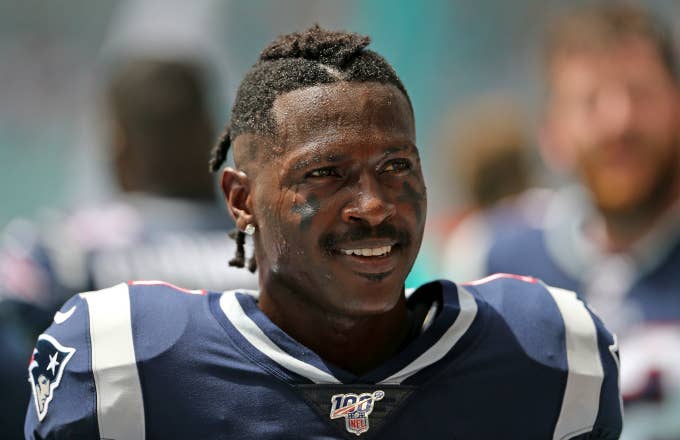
top-left (271, 82), bottom-right (415, 154)
top-left (549, 37), bottom-right (672, 92)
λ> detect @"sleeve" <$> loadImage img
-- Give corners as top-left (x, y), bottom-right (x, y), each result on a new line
top-left (24, 294), bottom-right (99, 439)
top-left (545, 283), bottom-right (623, 440)
top-left (469, 276), bottom-right (623, 439)
top-left (0, 299), bottom-right (53, 439)
top-left (587, 309), bottom-right (623, 439)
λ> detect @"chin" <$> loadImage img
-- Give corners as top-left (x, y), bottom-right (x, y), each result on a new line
top-left (596, 189), bottom-right (654, 217)
top-left (335, 278), bottom-right (404, 316)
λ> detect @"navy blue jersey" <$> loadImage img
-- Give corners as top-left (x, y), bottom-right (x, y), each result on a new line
top-left (485, 187), bottom-right (680, 439)
top-left (1, 197), bottom-right (259, 438)
top-left (487, 224), bottom-right (680, 325)
top-left (486, 187), bottom-right (680, 327)
top-left (25, 276), bottom-right (622, 439)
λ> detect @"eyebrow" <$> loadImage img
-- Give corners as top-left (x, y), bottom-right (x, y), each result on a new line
top-left (383, 145), bottom-right (411, 156)
top-left (289, 144), bottom-right (417, 171)
top-left (291, 152), bottom-right (348, 170)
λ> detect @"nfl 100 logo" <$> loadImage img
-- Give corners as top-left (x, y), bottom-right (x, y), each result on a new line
top-left (329, 390), bottom-right (385, 436)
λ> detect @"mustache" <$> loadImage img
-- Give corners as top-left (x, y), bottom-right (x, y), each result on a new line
top-left (601, 132), bottom-right (650, 151)
top-left (319, 223), bottom-right (411, 251)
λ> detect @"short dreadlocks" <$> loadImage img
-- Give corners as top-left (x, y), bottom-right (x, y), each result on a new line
top-left (210, 25), bottom-right (412, 272)
top-left (209, 25), bottom-right (411, 173)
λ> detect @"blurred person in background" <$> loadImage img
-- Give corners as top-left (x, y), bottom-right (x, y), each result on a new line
top-left (0, 56), bottom-right (257, 438)
top-left (435, 97), bottom-right (549, 282)
top-left (486, 4), bottom-right (680, 439)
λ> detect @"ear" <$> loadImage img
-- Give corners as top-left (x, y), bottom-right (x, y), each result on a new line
top-left (220, 167), bottom-right (254, 231)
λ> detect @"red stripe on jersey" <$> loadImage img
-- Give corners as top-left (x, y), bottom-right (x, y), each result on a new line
top-left (128, 280), bottom-right (207, 295)
top-left (463, 273), bottom-right (537, 286)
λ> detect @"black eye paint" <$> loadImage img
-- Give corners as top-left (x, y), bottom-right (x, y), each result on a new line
top-left (292, 152), bottom-right (345, 171)
top-left (384, 145), bottom-right (408, 156)
top-left (398, 181), bottom-right (425, 224)
top-left (292, 194), bottom-right (320, 231)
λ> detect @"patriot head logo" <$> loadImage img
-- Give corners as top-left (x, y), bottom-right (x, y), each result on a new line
top-left (330, 390), bottom-right (384, 436)
top-left (28, 334), bottom-right (76, 421)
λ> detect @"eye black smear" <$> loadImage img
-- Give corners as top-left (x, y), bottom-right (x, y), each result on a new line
top-left (292, 194), bottom-right (321, 231)
top-left (398, 182), bottom-right (425, 224)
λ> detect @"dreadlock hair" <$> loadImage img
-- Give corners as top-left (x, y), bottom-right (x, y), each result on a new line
top-left (210, 25), bottom-right (412, 271)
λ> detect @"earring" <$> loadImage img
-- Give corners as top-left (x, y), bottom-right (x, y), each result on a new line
top-left (244, 224), bottom-right (256, 236)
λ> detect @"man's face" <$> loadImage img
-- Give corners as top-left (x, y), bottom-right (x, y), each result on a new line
top-left (547, 37), bottom-right (680, 217)
top-left (245, 82), bottom-right (425, 317)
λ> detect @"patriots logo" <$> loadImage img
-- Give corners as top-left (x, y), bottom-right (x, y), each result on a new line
top-left (28, 334), bottom-right (76, 421)
top-left (330, 390), bottom-right (385, 436)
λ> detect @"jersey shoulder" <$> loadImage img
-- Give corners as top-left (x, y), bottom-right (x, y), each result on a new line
top-left (461, 274), bottom-right (622, 438)
top-left (462, 272), bottom-right (616, 350)
top-left (78, 281), bottom-right (213, 367)
top-left (25, 281), bottom-right (216, 439)
top-left (25, 291), bottom-right (97, 438)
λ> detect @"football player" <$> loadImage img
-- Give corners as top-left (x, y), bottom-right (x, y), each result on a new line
top-left (485, 5), bottom-right (680, 439)
top-left (25, 26), bottom-right (622, 439)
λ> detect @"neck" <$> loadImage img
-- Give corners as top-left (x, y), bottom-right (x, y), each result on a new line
top-left (592, 185), bottom-right (680, 253)
top-left (257, 280), bottom-right (409, 376)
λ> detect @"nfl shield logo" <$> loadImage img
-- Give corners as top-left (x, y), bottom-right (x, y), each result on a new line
top-left (330, 390), bottom-right (385, 436)
top-left (28, 334), bottom-right (76, 421)
top-left (347, 412), bottom-right (368, 433)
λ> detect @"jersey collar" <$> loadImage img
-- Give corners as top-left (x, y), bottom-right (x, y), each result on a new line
top-left (210, 280), bottom-right (480, 385)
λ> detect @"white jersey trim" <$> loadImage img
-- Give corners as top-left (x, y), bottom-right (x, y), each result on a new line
top-left (219, 291), bottom-right (340, 384)
top-left (379, 286), bottom-right (478, 384)
top-left (545, 285), bottom-right (604, 440)
top-left (81, 283), bottom-right (145, 440)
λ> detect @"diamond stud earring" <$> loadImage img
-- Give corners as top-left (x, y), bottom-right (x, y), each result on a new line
top-left (244, 224), bottom-right (256, 236)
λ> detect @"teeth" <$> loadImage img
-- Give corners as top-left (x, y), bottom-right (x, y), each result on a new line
top-left (341, 246), bottom-right (392, 257)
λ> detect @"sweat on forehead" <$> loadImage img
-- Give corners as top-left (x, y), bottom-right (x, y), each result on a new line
top-left (232, 82), bottom-right (413, 167)
top-left (272, 82), bottom-right (414, 144)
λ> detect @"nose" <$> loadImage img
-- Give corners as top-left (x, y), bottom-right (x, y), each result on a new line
top-left (341, 176), bottom-right (396, 227)
top-left (596, 85), bottom-right (634, 137)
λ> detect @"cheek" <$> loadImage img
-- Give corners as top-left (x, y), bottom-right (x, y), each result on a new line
top-left (556, 108), bottom-right (595, 148)
top-left (291, 193), bottom-right (321, 231)
top-left (396, 180), bottom-right (427, 226)
top-left (254, 192), bottom-right (294, 264)
top-left (260, 189), bottom-right (329, 260)
top-left (647, 139), bottom-right (680, 176)
top-left (644, 114), bottom-right (679, 149)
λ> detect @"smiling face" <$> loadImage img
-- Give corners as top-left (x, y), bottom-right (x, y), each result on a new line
top-left (231, 82), bottom-right (425, 317)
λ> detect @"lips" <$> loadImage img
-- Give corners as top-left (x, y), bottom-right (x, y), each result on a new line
top-left (332, 240), bottom-right (399, 276)
top-left (340, 245), bottom-right (392, 257)
top-left (319, 224), bottom-right (411, 278)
